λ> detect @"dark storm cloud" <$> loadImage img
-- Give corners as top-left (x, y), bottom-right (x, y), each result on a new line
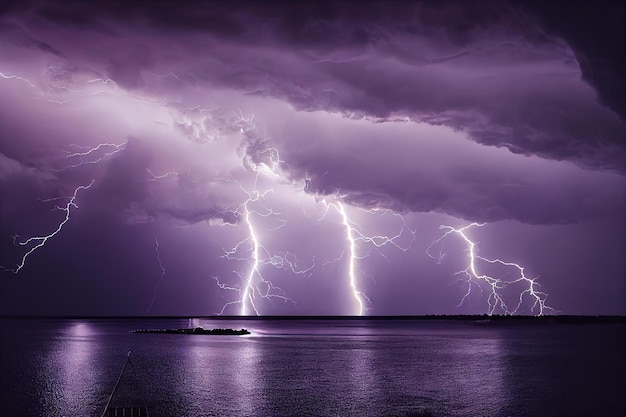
top-left (6, 0), bottom-right (623, 173)
top-left (0, 0), bottom-right (623, 224)
top-left (0, 23), bottom-right (63, 57)
top-left (0, 0), bottom-right (624, 316)
top-left (1, 3), bottom-right (626, 222)
top-left (522, 0), bottom-right (626, 122)
top-left (273, 112), bottom-right (625, 224)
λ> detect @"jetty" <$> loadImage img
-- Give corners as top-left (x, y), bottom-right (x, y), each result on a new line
top-left (132, 327), bottom-right (250, 335)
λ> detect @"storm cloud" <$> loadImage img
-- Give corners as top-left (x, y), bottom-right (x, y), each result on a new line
top-left (0, 0), bottom-right (624, 316)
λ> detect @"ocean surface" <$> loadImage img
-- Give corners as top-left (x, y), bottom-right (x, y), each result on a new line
top-left (0, 318), bottom-right (624, 417)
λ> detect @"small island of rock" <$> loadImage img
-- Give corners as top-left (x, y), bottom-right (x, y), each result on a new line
top-left (132, 327), bottom-right (250, 335)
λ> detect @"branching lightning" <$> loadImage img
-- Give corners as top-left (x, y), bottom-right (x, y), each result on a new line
top-left (0, 70), bottom-right (133, 276)
top-left (3, 65), bottom-right (425, 316)
top-left (208, 111), bottom-right (307, 315)
top-left (62, 140), bottom-right (128, 169)
top-left (1, 181), bottom-right (94, 274)
top-left (209, 110), bottom-right (417, 315)
top-left (428, 223), bottom-right (554, 316)
top-left (196, 107), bottom-right (422, 315)
top-left (216, 178), bottom-right (297, 316)
top-left (2, 62), bottom-right (558, 317)
top-left (317, 198), bottom-right (416, 315)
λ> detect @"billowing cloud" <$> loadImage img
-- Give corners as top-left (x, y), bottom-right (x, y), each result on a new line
top-left (3, 0), bottom-right (623, 171)
top-left (273, 111), bottom-right (625, 224)
top-left (0, 0), bottom-right (624, 315)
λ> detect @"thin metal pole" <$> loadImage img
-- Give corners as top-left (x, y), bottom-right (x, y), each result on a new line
top-left (101, 351), bottom-right (132, 417)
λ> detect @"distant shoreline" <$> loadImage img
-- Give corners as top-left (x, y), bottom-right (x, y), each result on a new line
top-left (1, 314), bottom-right (625, 324)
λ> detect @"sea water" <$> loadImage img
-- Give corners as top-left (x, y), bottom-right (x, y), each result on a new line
top-left (0, 318), bottom-right (624, 417)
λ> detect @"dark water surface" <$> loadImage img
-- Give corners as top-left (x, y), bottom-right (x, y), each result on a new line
top-left (0, 318), bottom-right (624, 417)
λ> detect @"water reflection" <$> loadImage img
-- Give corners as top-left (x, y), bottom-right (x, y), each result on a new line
top-left (3, 319), bottom-right (621, 417)
top-left (43, 321), bottom-right (100, 417)
top-left (364, 331), bottom-right (507, 416)
top-left (180, 335), bottom-right (261, 416)
top-left (234, 341), bottom-right (261, 415)
top-left (443, 335), bottom-right (507, 416)
top-left (346, 340), bottom-right (377, 404)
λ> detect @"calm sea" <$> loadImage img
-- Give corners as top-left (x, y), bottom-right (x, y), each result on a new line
top-left (0, 318), bottom-right (624, 417)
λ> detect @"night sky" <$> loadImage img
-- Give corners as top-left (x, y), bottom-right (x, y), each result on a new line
top-left (0, 0), bottom-right (624, 316)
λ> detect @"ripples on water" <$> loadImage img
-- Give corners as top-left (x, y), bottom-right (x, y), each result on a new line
top-left (0, 318), bottom-right (624, 417)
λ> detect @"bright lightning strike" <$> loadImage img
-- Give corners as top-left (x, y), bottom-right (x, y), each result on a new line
top-left (241, 199), bottom-right (261, 315)
top-left (319, 198), bottom-right (416, 316)
top-left (210, 110), bottom-right (317, 315)
top-left (1, 181), bottom-right (94, 274)
top-left (218, 181), bottom-right (296, 316)
top-left (336, 202), bottom-right (366, 315)
top-left (428, 223), bottom-right (554, 316)
top-left (211, 106), bottom-right (418, 316)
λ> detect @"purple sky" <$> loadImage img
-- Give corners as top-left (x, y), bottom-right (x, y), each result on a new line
top-left (0, 0), bottom-right (624, 316)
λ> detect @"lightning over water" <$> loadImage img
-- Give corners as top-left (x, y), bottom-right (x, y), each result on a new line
top-left (211, 120), bottom-right (300, 315)
top-left (0, 65), bottom-right (556, 315)
top-left (428, 223), bottom-right (555, 315)
top-left (222, 185), bottom-right (288, 316)
top-left (2, 5), bottom-right (626, 417)
top-left (0, 64), bottom-right (556, 316)
top-left (1, 0), bottom-right (625, 317)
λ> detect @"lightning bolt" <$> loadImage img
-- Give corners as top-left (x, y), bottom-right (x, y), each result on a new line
top-left (0, 67), bottom-right (129, 273)
top-left (217, 180), bottom-right (296, 316)
top-left (428, 223), bottom-right (554, 316)
top-left (335, 202), bottom-right (365, 315)
top-left (62, 140), bottom-right (127, 169)
top-left (146, 219), bottom-right (166, 315)
top-left (319, 197), bottom-right (416, 315)
top-left (240, 197), bottom-right (262, 315)
top-left (0, 71), bottom-right (70, 104)
top-left (0, 70), bottom-right (113, 104)
top-left (211, 275), bottom-right (243, 315)
top-left (0, 71), bottom-right (42, 91)
top-left (0, 69), bottom-right (130, 277)
top-left (146, 169), bottom-right (178, 182)
top-left (2, 181), bottom-right (94, 274)
top-left (209, 108), bottom-right (417, 316)
top-left (5, 64), bottom-right (556, 317)
top-left (211, 110), bottom-right (318, 315)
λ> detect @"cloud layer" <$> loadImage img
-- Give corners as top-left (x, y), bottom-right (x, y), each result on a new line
top-left (0, 0), bottom-right (624, 315)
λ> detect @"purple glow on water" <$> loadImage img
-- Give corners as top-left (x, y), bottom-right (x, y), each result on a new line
top-left (1, 318), bottom-right (624, 417)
